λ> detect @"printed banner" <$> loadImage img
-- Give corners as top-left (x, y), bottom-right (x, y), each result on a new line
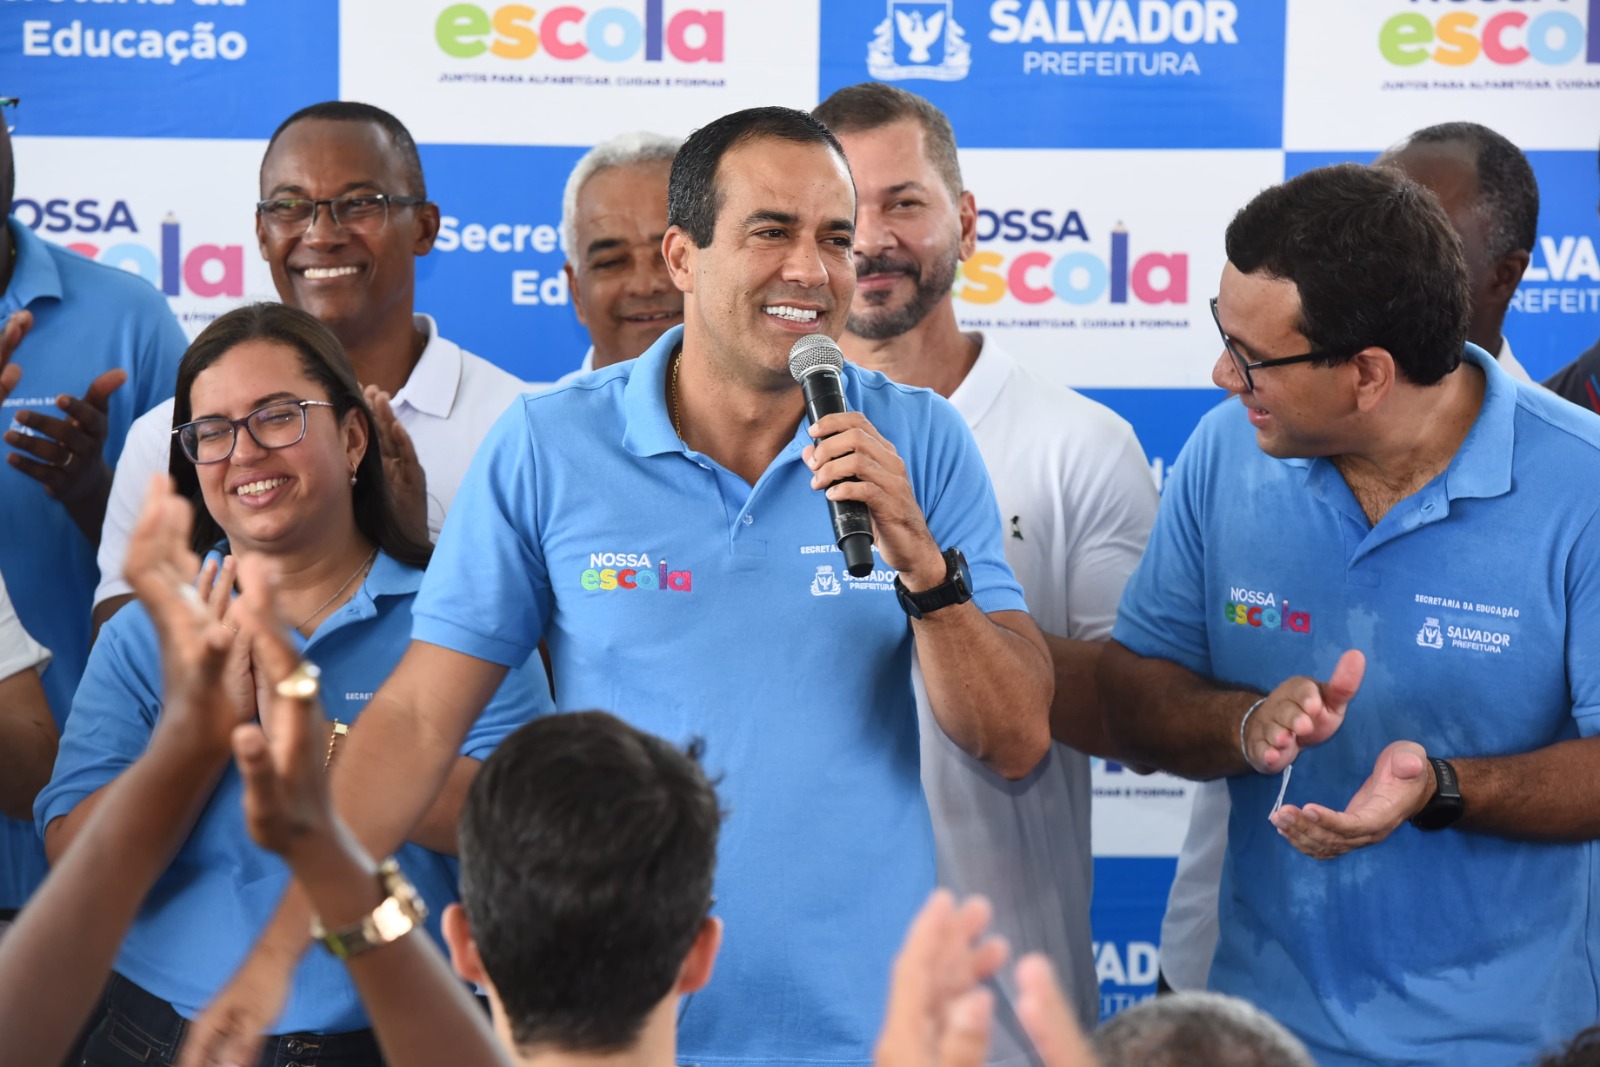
top-left (1284, 0), bottom-right (1600, 151)
top-left (819, 0), bottom-right (1288, 148)
top-left (954, 147), bottom-right (1284, 388)
top-left (338, 0), bottom-right (821, 146)
top-left (9, 136), bottom-right (275, 337)
top-left (1, 0), bottom-right (340, 139)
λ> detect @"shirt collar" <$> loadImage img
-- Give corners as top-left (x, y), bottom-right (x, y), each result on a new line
top-left (621, 325), bottom-right (687, 458)
top-left (1443, 341), bottom-right (1515, 502)
top-left (389, 314), bottom-right (461, 420)
top-left (580, 346), bottom-right (594, 372)
top-left (946, 332), bottom-right (1014, 427)
top-left (2, 219), bottom-right (64, 313)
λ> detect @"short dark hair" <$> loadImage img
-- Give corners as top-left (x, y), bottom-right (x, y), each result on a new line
top-left (1401, 121), bottom-right (1539, 264)
top-left (812, 82), bottom-right (963, 203)
top-left (668, 105), bottom-right (850, 248)
top-left (458, 712), bottom-right (723, 1054)
top-left (1225, 163), bottom-right (1470, 386)
top-left (169, 302), bottom-right (432, 567)
top-left (263, 101), bottom-right (427, 198)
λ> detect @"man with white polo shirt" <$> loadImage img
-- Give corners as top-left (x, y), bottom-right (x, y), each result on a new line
top-left (93, 101), bottom-right (527, 625)
top-left (556, 131), bottom-right (683, 382)
top-left (184, 106), bottom-right (1053, 1067)
top-left (814, 83), bottom-right (1158, 1041)
top-left (1101, 162), bottom-right (1600, 1067)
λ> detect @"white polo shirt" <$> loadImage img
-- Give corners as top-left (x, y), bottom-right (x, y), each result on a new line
top-left (0, 571), bottom-right (50, 682)
top-left (94, 314), bottom-right (528, 605)
top-left (915, 336), bottom-right (1159, 1045)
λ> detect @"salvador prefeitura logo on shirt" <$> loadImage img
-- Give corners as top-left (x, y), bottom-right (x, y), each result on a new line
top-left (1222, 586), bottom-right (1311, 634)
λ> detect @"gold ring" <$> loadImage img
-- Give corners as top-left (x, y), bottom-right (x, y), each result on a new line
top-left (275, 661), bottom-right (321, 701)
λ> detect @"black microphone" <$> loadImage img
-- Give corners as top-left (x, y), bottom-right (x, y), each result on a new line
top-left (789, 334), bottom-right (875, 578)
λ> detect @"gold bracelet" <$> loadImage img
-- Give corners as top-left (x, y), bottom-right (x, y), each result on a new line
top-left (325, 720), bottom-right (349, 770)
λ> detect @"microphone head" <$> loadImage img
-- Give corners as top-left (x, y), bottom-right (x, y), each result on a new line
top-left (788, 333), bottom-right (845, 383)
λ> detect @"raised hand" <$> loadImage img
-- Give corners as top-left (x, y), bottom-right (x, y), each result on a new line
top-left (230, 554), bottom-right (337, 860)
top-left (1272, 740), bottom-right (1433, 859)
top-left (874, 891), bottom-right (1009, 1067)
top-left (124, 476), bottom-right (241, 764)
top-left (1243, 649), bottom-right (1365, 773)
top-left (1014, 955), bottom-right (1098, 1067)
top-left (4, 365), bottom-right (125, 503)
top-left (363, 385), bottom-right (429, 542)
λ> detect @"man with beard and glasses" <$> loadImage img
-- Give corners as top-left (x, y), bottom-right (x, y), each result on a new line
top-left (814, 83), bottom-right (1160, 1048)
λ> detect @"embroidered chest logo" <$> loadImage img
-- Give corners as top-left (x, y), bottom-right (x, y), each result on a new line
top-left (810, 565), bottom-right (842, 597)
top-left (1222, 587), bottom-right (1311, 635)
top-left (580, 552), bottom-right (692, 593)
top-left (1010, 515), bottom-right (1024, 541)
top-left (1416, 618), bottom-right (1444, 650)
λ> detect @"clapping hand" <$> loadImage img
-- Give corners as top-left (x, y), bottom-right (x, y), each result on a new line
top-left (364, 385), bottom-right (429, 543)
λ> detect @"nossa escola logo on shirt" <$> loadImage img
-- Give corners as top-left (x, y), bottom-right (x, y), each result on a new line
top-left (1223, 586), bottom-right (1311, 634)
top-left (580, 552), bottom-right (692, 592)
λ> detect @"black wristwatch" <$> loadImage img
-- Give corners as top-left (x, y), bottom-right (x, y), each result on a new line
top-left (895, 548), bottom-right (973, 620)
top-left (1409, 757), bottom-right (1464, 831)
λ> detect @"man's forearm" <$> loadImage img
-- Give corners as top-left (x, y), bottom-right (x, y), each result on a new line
top-left (917, 607), bottom-right (1052, 780)
top-left (288, 830), bottom-right (509, 1067)
top-left (0, 670), bottom-right (57, 820)
top-left (1098, 640), bottom-right (1257, 780)
top-left (1041, 635), bottom-right (1123, 759)
top-left (1452, 736), bottom-right (1600, 840)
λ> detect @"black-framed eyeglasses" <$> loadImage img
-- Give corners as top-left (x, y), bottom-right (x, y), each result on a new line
top-left (2, 97), bottom-right (18, 135)
top-left (1210, 297), bottom-right (1355, 393)
top-left (172, 399), bottom-right (335, 464)
top-left (255, 192), bottom-right (426, 238)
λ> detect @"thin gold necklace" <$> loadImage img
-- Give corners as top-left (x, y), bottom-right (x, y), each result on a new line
top-left (297, 547), bottom-right (378, 631)
top-left (669, 350), bottom-right (684, 439)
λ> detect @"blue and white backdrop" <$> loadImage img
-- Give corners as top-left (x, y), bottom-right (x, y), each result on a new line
top-left (5, 0), bottom-right (1599, 1019)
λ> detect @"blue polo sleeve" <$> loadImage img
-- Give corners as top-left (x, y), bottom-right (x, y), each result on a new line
top-left (914, 394), bottom-right (1027, 616)
top-left (1566, 507), bottom-right (1600, 737)
top-left (1110, 409), bottom-right (1217, 678)
top-left (458, 651), bottom-right (554, 761)
top-left (34, 607), bottom-right (162, 835)
top-left (412, 397), bottom-right (551, 667)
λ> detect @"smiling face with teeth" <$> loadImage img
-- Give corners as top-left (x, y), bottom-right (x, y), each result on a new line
top-left (257, 117), bottom-right (439, 352)
top-left (664, 136), bottom-right (856, 386)
top-left (566, 159), bottom-right (685, 370)
top-left (187, 338), bottom-right (369, 555)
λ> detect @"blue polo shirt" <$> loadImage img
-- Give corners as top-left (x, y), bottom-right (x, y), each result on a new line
top-left (1113, 345), bottom-right (1600, 1067)
top-left (0, 218), bottom-right (187, 907)
top-left (414, 325), bottom-right (1026, 1067)
top-left (35, 552), bottom-right (552, 1033)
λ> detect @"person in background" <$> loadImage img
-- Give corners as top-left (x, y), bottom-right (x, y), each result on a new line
top-left (95, 100), bottom-right (529, 627)
top-left (555, 131), bottom-right (683, 381)
top-left (814, 81), bottom-right (1158, 1040)
top-left (0, 91), bottom-right (188, 921)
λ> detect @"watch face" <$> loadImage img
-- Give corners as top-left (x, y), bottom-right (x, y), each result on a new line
top-left (951, 550), bottom-right (972, 597)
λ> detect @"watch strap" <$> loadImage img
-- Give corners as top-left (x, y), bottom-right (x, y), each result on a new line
top-left (895, 548), bottom-right (972, 619)
top-left (311, 857), bottom-right (429, 959)
top-left (1409, 757), bottom-right (1463, 831)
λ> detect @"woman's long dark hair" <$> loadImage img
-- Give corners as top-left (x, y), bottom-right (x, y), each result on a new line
top-left (169, 302), bottom-right (433, 568)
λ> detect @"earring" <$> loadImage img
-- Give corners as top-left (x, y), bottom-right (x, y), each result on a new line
top-left (350, 470), bottom-right (358, 488)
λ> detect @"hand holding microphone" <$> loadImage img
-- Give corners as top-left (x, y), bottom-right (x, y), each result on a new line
top-left (790, 335), bottom-right (948, 591)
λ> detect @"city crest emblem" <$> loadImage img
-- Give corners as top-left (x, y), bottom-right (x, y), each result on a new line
top-left (1416, 617), bottom-right (1444, 650)
top-left (868, 0), bottom-right (971, 82)
top-left (811, 564), bottom-right (843, 597)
